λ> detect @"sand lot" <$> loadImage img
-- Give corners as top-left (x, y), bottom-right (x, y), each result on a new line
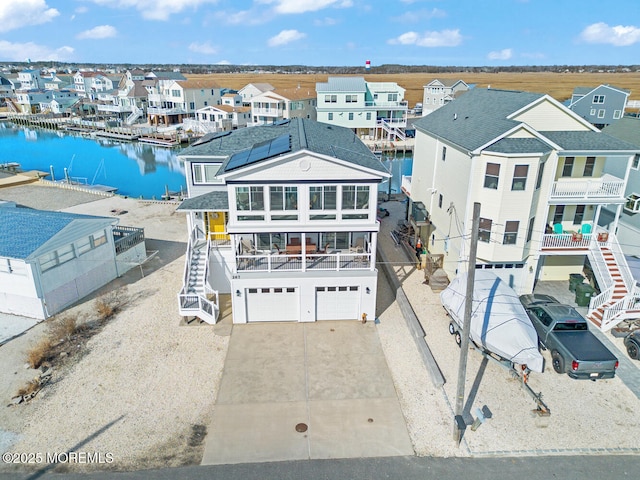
top-left (0, 185), bottom-right (638, 474)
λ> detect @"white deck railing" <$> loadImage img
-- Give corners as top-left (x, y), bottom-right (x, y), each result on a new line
top-left (550, 173), bottom-right (625, 200)
top-left (236, 251), bottom-right (372, 273)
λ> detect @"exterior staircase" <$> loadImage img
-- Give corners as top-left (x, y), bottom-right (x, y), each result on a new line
top-left (126, 106), bottom-right (143, 125)
top-left (378, 119), bottom-right (406, 141)
top-left (177, 226), bottom-right (219, 324)
top-left (587, 234), bottom-right (640, 331)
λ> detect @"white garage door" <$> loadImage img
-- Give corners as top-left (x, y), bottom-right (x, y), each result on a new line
top-left (246, 287), bottom-right (299, 322)
top-left (316, 286), bottom-right (360, 320)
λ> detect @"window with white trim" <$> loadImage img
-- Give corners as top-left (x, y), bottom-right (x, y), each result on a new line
top-left (479, 218), bottom-right (492, 243)
top-left (348, 112), bottom-right (353, 120)
top-left (342, 185), bottom-right (369, 209)
top-left (503, 221), bottom-right (519, 245)
top-left (236, 186), bottom-right (264, 211)
top-left (325, 95), bottom-right (337, 103)
top-left (484, 163), bottom-right (499, 189)
top-left (562, 157), bottom-right (574, 177)
top-left (345, 95), bottom-right (357, 103)
top-left (583, 157), bottom-right (595, 177)
top-left (590, 108), bottom-right (596, 116)
top-left (328, 112), bottom-right (333, 120)
top-left (593, 95), bottom-right (605, 104)
top-left (613, 110), bottom-right (622, 119)
top-left (597, 109), bottom-right (605, 118)
top-left (511, 165), bottom-right (529, 191)
top-left (192, 163), bottom-right (220, 184)
top-left (574, 205), bottom-right (585, 225)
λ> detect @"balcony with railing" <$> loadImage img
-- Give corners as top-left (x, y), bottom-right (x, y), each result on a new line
top-left (97, 104), bottom-right (134, 113)
top-left (113, 226), bottom-right (145, 255)
top-left (236, 250), bottom-right (372, 273)
top-left (549, 173), bottom-right (625, 202)
top-left (147, 106), bottom-right (188, 116)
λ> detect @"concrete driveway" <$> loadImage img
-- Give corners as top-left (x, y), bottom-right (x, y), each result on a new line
top-left (201, 321), bottom-right (414, 465)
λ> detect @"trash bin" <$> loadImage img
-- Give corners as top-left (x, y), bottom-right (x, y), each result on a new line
top-left (569, 273), bottom-right (585, 292)
top-left (575, 283), bottom-right (596, 307)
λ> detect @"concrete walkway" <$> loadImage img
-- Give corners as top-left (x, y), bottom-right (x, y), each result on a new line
top-left (201, 321), bottom-right (414, 465)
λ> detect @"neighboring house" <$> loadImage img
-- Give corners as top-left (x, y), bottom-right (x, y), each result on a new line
top-left (0, 203), bottom-right (146, 320)
top-left (39, 89), bottom-right (79, 114)
top-left (73, 71), bottom-right (115, 99)
top-left (0, 74), bottom-right (15, 98)
top-left (175, 118), bottom-right (389, 324)
top-left (316, 77), bottom-right (408, 141)
top-left (146, 78), bottom-right (222, 126)
top-left (568, 84), bottom-right (629, 129)
top-left (221, 92), bottom-right (242, 107)
top-left (249, 87), bottom-right (317, 126)
top-left (186, 104), bottom-right (251, 134)
top-left (602, 116), bottom-right (640, 259)
top-left (97, 70), bottom-right (148, 125)
top-left (14, 89), bottom-right (53, 114)
top-left (17, 69), bottom-right (43, 90)
top-left (421, 79), bottom-right (469, 116)
top-left (43, 74), bottom-right (74, 91)
top-left (238, 83), bottom-right (274, 106)
top-left (405, 87), bottom-right (640, 331)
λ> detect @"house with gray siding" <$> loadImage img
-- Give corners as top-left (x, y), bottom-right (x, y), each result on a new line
top-left (568, 84), bottom-right (630, 129)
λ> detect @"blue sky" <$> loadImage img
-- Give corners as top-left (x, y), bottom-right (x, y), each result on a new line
top-left (1, 0), bottom-right (639, 66)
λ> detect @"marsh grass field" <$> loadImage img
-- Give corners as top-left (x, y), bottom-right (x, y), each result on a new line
top-left (190, 71), bottom-right (640, 108)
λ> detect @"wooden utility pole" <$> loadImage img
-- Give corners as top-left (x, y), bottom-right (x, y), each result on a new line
top-left (453, 202), bottom-right (481, 445)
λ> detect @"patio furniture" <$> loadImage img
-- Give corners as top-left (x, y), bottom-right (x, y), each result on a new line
top-left (552, 223), bottom-right (564, 235)
top-left (580, 223), bottom-right (592, 235)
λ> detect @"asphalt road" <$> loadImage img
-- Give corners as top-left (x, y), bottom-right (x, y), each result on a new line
top-left (2, 455), bottom-right (638, 480)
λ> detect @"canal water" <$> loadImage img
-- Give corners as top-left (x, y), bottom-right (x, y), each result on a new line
top-left (0, 122), bottom-right (413, 199)
top-left (0, 122), bottom-right (187, 199)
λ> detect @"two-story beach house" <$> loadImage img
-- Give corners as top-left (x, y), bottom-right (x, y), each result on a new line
top-left (568, 84), bottom-right (630, 129)
top-left (602, 116), bottom-right (640, 259)
top-left (17, 69), bottom-right (44, 90)
top-left (73, 71), bottom-right (116, 100)
top-left (186, 104), bottom-right (251, 134)
top-left (147, 77), bottom-right (223, 126)
top-left (316, 77), bottom-right (408, 142)
top-left (238, 83), bottom-right (274, 106)
top-left (175, 118), bottom-right (389, 324)
top-left (404, 88), bottom-right (640, 331)
top-left (97, 70), bottom-right (148, 125)
top-left (421, 79), bottom-right (469, 116)
top-left (249, 88), bottom-right (317, 126)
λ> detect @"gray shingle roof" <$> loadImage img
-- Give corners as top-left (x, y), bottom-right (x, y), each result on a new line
top-left (413, 88), bottom-right (545, 152)
top-left (602, 116), bottom-right (640, 147)
top-left (176, 191), bottom-right (229, 211)
top-left (179, 118), bottom-right (388, 175)
top-left (484, 137), bottom-right (552, 154)
top-left (316, 77), bottom-right (367, 93)
top-left (540, 131), bottom-right (639, 152)
top-left (0, 206), bottom-right (109, 259)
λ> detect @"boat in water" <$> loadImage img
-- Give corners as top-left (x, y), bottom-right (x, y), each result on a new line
top-left (440, 270), bottom-right (544, 373)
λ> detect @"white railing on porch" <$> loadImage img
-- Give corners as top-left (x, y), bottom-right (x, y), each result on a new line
top-left (177, 226), bottom-right (219, 324)
top-left (236, 251), bottom-right (372, 273)
top-left (550, 173), bottom-right (625, 200)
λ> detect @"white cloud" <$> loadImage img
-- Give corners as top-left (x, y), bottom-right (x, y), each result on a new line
top-left (86, 0), bottom-right (220, 21)
top-left (388, 29), bottom-right (462, 47)
top-left (579, 22), bottom-right (640, 46)
top-left (314, 16), bottom-right (339, 26)
top-left (0, 0), bottom-right (59, 33)
top-left (258, 0), bottom-right (352, 14)
top-left (188, 41), bottom-right (218, 55)
top-left (268, 29), bottom-right (306, 47)
top-left (393, 8), bottom-right (446, 24)
top-left (215, 60), bottom-right (231, 65)
top-left (76, 25), bottom-right (118, 39)
top-left (487, 48), bottom-right (512, 60)
top-left (0, 40), bottom-right (73, 61)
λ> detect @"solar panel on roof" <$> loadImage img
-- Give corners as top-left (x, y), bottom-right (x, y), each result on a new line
top-left (225, 134), bottom-right (291, 171)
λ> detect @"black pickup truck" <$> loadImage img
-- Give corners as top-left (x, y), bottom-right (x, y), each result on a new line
top-left (519, 294), bottom-right (619, 380)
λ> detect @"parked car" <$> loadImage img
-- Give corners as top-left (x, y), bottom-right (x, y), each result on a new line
top-left (624, 330), bottom-right (640, 360)
top-left (519, 294), bottom-right (619, 380)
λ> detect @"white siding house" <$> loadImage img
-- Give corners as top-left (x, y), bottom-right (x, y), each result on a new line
top-left (406, 87), bottom-right (640, 331)
top-left (421, 79), bottom-right (469, 116)
top-left (0, 203), bottom-right (146, 320)
top-left (176, 118), bottom-right (389, 324)
top-left (316, 77), bottom-right (408, 141)
top-left (249, 88), bottom-right (317, 126)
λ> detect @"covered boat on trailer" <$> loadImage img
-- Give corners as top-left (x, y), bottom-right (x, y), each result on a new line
top-left (440, 270), bottom-right (544, 373)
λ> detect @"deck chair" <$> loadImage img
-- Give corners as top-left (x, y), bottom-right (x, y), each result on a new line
top-left (240, 238), bottom-right (257, 255)
top-left (580, 223), bottom-right (592, 235)
top-left (552, 223), bottom-right (563, 235)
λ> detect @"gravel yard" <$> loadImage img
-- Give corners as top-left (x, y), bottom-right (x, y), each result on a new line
top-left (0, 187), bottom-right (230, 473)
top-left (0, 184), bottom-right (638, 474)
